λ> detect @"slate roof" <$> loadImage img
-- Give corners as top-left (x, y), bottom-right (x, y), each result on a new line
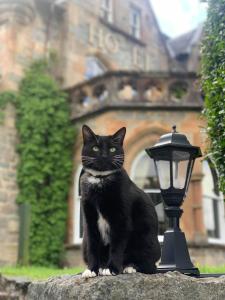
top-left (167, 24), bottom-right (203, 59)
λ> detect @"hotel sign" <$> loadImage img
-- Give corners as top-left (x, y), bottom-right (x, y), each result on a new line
top-left (87, 23), bottom-right (152, 71)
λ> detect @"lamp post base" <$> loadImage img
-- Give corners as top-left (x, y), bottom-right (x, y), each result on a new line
top-left (158, 228), bottom-right (200, 277)
top-left (157, 266), bottom-right (200, 277)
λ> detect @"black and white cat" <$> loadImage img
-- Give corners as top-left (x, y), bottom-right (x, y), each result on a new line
top-left (80, 125), bottom-right (161, 278)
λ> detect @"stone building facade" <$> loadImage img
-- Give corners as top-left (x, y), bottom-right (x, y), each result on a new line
top-left (0, 0), bottom-right (224, 267)
top-left (0, 104), bottom-right (19, 266)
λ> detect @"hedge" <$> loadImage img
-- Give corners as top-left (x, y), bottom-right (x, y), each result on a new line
top-left (201, 0), bottom-right (225, 195)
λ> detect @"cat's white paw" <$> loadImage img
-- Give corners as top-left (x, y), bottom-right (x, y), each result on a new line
top-left (102, 268), bottom-right (116, 276)
top-left (123, 266), bottom-right (137, 274)
top-left (82, 269), bottom-right (97, 278)
top-left (98, 268), bottom-right (103, 275)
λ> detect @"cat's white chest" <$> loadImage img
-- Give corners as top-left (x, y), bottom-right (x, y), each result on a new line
top-left (97, 212), bottom-right (110, 245)
top-left (87, 176), bottom-right (101, 185)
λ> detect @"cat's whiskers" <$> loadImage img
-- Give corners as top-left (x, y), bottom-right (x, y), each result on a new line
top-left (113, 159), bottom-right (124, 164)
top-left (112, 157), bottom-right (124, 161)
top-left (112, 162), bottom-right (120, 169)
top-left (112, 160), bottom-right (123, 169)
top-left (82, 156), bottom-right (96, 167)
top-left (82, 161), bottom-right (93, 167)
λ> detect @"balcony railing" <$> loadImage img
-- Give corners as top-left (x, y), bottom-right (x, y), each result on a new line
top-left (66, 71), bottom-right (203, 120)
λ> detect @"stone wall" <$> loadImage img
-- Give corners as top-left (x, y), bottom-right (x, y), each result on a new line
top-left (0, 0), bottom-right (170, 90)
top-left (0, 104), bottom-right (19, 266)
top-left (0, 274), bottom-right (30, 300)
top-left (190, 244), bottom-right (225, 267)
top-left (64, 0), bottom-right (170, 86)
top-left (27, 272), bottom-right (225, 300)
top-left (2, 272), bottom-right (225, 300)
top-left (0, 0), bottom-right (66, 91)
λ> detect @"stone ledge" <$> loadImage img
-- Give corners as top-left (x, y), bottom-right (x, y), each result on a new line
top-left (0, 274), bottom-right (30, 300)
top-left (27, 271), bottom-right (225, 300)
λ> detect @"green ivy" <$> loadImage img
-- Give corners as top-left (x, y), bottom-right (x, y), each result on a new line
top-left (0, 91), bottom-right (17, 122)
top-left (16, 59), bottom-right (75, 266)
top-left (201, 0), bottom-right (225, 194)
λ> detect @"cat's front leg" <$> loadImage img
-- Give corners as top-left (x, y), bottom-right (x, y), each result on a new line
top-left (82, 233), bottom-right (100, 278)
top-left (104, 228), bottom-right (130, 275)
top-left (82, 203), bottom-right (100, 277)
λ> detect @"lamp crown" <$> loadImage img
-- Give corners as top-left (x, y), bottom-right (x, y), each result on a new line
top-left (172, 125), bottom-right (177, 133)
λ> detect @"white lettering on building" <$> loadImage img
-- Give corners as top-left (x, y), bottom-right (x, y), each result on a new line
top-left (87, 24), bottom-right (150, 70)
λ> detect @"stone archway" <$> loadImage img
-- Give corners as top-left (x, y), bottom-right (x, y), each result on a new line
top-left (124, 123), bottom-right (169, 172)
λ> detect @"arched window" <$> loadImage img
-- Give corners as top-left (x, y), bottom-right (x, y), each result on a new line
top-left (202, 160), bottom-right (225, 243)
top-left (130, 151), bottom-right (168, 240)
top-left (85, 56), bottom-right (107, 80)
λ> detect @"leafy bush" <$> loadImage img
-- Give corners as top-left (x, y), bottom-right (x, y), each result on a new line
top-left (16, 60), bottom-right (75, 266)
top-left (201, 0), bottom-right (225, 194)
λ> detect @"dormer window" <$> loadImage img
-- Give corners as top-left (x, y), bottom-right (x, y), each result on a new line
top-left (130, 6), bottom-right (141, 39)
top-left (100, 0), bottom-right (113, 23)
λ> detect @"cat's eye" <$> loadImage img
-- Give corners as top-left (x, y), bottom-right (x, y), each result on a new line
top-left (110, 147), bottom-right (116, 153)
top-left (92, 146), bottom-right (99, 152)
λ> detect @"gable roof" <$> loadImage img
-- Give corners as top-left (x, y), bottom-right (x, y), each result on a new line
top-left (167, 24), bottom-right (203, 58)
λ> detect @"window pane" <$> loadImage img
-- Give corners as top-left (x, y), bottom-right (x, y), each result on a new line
top-left (79, 199), bottom-right (83, 238)
top-left (202, 160), bottom-right (221, 239)
top-left (202, 160), bottom-right (216, 198)
top-left (203, 196), bottom-right (220, 238)
top-left (131, 151), bottom-right (168, 236)
top-left (101, 0), bottom-right (112, 22)
top-left (133, 153), bottom-right (160, 189)
top-left (155, 160), bottom-right (170, 189)
top-left (155, 202), bottom-right (169, 235)
top-left (85, 57), bottom-right (107, 79)
top-left (130, 7), bottom-right (141, 38)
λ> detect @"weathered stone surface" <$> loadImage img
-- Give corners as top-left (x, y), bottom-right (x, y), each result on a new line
top-left (27, 272), bottom-right (225, 300)
top-left (0, 105), bottom-right (19, 266)
top-left (0, 275), bottom-right (30, 300)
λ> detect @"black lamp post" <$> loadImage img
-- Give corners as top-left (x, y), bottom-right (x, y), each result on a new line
top-left (145, 125), bottom-right (202, 276)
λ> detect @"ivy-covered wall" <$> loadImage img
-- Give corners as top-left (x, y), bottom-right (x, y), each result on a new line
top-left (0, 59), bottom-right (76, 266)
top-left (16, 60), bottom-right (75, 266)
top-left (201, 0), bottom-right (225, 195)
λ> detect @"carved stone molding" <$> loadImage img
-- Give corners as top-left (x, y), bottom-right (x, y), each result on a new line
top-left (67, 71), bottom-right (203, 120)
top-left (0, 0), bottom-right (35, 26)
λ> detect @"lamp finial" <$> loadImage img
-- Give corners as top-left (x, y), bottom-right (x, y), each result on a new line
top-left (172, 125), bottom-right (177, 133)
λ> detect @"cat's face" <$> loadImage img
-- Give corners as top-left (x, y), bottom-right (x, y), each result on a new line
top-left (81, 125), bottom-right (126, 172)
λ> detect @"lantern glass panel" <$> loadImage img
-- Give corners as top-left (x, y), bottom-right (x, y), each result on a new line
top-left (185, 159), bottom-right (194, 195)
top-left (155, 160), bottom-right (171, 189)
top-left (172, 151), bottom-right (190, 189)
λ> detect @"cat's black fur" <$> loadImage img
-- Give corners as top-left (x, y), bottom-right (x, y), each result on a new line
top-left (80, 125), bottom-right (161, 275)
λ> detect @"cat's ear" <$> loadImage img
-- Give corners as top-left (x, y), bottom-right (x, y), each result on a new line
top-left (112, 127), bottom-right (126, 145)
top-left (82, 125), bottom-right (97, 144)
